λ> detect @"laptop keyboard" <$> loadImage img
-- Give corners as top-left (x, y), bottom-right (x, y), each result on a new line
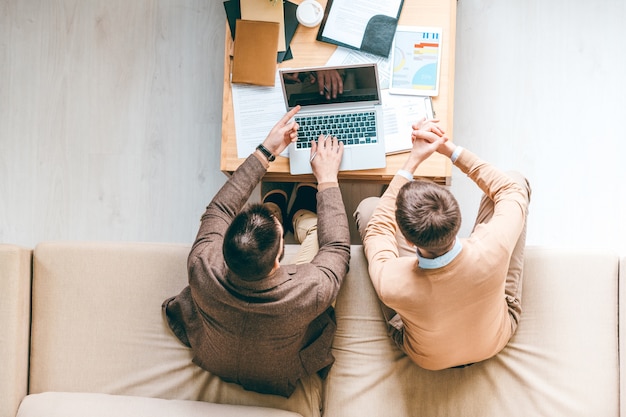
top-left (294, 111), bottom-right (378, 149)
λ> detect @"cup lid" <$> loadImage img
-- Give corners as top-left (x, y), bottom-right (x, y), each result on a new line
top-left (296, 0), bottom-right (323, 27)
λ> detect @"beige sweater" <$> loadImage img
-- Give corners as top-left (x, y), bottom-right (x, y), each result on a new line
top-left (363, 149), bottom-right (528, 370)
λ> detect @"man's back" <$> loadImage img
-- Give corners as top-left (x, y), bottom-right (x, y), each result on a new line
top-left (183, 253), bottom-right (337, 395)
top-left (371, 239), bottom-right (513, 370)
top-left (164, 151), bottom-right (350, 397)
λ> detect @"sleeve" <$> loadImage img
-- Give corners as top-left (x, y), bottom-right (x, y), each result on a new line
top-left (308, 186), bottom-right (351, 309)
top-left (454, 149), bottom-right (529, 254)
top-left (190, 154), bottom-right (267, 260)
top-left (362, 174), bottom-right (410, 296)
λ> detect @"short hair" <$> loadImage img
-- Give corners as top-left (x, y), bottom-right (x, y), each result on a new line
top-left (395, 180), bottom-right (461, 253)
top-left (223, 203), bottom-right (282, 280)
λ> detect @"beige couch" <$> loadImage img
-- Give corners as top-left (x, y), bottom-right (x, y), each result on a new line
top-left (1, 242), bottom-right (622, 417)
top-left (0, 245), bottom-right (31, 417)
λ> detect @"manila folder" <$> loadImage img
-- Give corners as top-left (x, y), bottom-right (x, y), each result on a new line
top-left (231, 19), bottom-right (279, 87)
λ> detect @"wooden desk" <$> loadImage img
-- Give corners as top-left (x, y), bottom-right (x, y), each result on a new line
top-left (221, 0), bottom-right (456, 184)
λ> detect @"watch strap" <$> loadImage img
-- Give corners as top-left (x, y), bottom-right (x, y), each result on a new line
top-left (256, 144), bottom-right (276, 162)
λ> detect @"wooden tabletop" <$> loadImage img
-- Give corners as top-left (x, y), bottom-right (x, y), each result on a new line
top-left (221, 0), bottom-right (456, 184)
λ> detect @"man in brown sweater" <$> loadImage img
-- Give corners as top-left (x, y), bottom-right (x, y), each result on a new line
top-left (163, 106), bottom-right (351, 397)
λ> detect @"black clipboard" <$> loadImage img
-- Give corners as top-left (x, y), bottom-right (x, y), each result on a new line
top-left (316, 0), bottom-right (404, 58)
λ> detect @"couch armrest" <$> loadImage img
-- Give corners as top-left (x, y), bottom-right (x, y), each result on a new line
top-left (0, 245), bottom-right (32, 417)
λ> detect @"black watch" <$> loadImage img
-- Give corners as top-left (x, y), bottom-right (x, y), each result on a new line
top-left (256, 144), bottom-right (275, 162)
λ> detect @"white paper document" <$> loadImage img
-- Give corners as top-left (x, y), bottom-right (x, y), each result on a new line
top-left (231, 73), bottom-right (286, 158)
top-left (381, 91), bottom-right (434, 154)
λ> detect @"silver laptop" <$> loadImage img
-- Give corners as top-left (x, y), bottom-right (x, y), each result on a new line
top-left (279, 63), bottom-right (386, 175)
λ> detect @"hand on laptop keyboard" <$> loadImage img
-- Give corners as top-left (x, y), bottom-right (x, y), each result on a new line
top-left (259, 105), bottom-right (302, 158)
top-left (309, 135), bottom-right (344, 183)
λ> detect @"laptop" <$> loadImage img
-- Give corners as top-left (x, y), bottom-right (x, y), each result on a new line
top-left (279, 63), bottom-right (386, 175)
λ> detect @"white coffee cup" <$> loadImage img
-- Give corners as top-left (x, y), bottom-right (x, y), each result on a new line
top-left (296, 0), bottom-right (324, 28)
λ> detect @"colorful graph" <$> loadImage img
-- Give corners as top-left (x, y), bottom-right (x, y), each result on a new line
top-left (391, 27), bottom-right (442, 96)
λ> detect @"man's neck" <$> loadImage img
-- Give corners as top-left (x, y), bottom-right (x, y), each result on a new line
top-left (417, 240), bottom-right (456, 259)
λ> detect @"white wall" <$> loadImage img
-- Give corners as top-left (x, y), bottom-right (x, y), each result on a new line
top-left (1, 0), bottom-right (625, 253)
top-left (0, 0), bottom-right (226, 247)
top-left (452, 0), bottom-right (626, 253)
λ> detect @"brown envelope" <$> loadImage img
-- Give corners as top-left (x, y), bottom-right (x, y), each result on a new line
top-left (231, 19), bottom-right (279, 87)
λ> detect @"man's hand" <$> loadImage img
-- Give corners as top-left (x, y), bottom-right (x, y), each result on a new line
top-left (410, 118), bottom-right (445, 142)
top-left (315, 69), bottom-right (343, 99)
top-left (310, 134), bottom-right (343, 183)
top-left (402, 118), bottom-right (451, 173)
top-left (261, 105), bottom-right (301, 156)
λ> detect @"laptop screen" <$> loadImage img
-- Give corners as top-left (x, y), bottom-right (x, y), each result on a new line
top-left (280, 64), bottom-right (381, 109)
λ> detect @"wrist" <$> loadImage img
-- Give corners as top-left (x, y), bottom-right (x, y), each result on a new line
top-left (315, 176), bottom-right (338, 184)
top-left (256, 144), bottom-right (276, 162)
top-left (449, 144), bottom-right (463, 162)
top-left (317, 181), bottom-right (339, 191)
top-left (440, 142), bottom-right (457, 159)
top-left (401, 155), bottom-right (424, 174)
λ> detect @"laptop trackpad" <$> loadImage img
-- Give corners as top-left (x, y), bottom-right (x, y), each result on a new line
top-left (338, 149), bottom-right (352, 172)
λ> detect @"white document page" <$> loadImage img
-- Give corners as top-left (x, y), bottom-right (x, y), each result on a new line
top-left (231, 73), bottom-right (285, 158)
top-left (381, 91), bottom-right (434, 154)
top-left (320, 0), bottom-right (403, 49)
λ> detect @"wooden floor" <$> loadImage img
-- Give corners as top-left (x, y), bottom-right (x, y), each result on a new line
top-left (1, 0), bottom-right (625, 252)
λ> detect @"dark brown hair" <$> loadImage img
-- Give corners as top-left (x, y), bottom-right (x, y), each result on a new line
top-left (223, 204), bottom-right (281, 280)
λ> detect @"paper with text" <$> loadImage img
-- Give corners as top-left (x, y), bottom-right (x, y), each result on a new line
top-left (381, 91), bottom-right (434, 154)
top-left (231, 73), bottom-right (285, 158)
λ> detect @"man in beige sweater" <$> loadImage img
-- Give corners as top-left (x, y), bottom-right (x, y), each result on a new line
top-left (355, 118), bottom-right (531, 370)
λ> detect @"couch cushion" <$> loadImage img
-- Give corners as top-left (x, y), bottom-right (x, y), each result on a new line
top-left (324, 246), bottom-right (619, 417)
top-left (29, 242), bottom-right (321, 417)
top-left (0, 244), bottom-right (32, 417)
top-left (17, 392), bottom-right (303, 417)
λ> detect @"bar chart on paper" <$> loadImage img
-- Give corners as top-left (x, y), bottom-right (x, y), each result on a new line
top-left (390, 26), bottom-right (443, 96)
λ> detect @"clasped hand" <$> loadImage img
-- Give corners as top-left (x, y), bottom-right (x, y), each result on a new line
top-left (410, 118), bottom-right (452, 158)
top-left (402, 118), bottom-right (454, 172)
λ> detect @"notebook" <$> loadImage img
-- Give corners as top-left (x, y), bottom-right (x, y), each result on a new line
top-left (231, 20), bottom-right (279, 87)
top-left (280, 63), bottom-right (386, 175)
